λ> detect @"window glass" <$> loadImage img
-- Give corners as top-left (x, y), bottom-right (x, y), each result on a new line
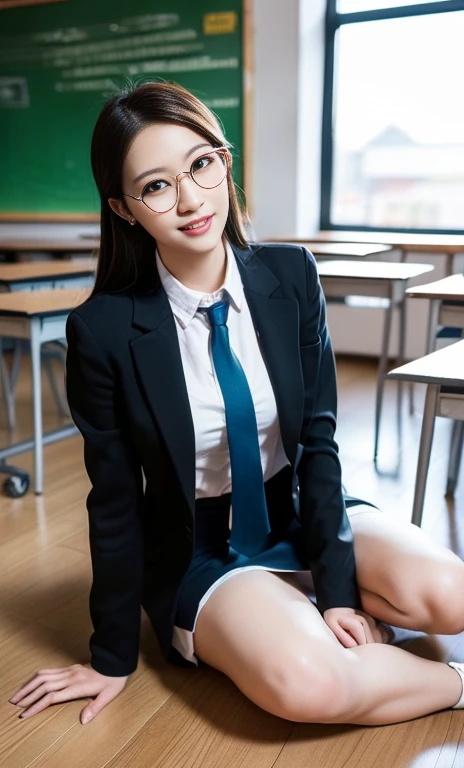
top-left (331, 12), bottom-right (464, 229)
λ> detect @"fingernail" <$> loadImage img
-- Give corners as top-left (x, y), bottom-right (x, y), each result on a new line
top-left (81, 715), bottom-right (90, 725)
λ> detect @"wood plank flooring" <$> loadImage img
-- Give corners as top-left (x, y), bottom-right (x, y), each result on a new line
top-left (0, 352), bottom-right (463, 768)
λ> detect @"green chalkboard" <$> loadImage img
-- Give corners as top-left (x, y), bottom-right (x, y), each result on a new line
top-left (0, 0), bottom-right (245, 217)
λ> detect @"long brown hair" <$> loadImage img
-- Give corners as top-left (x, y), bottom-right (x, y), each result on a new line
top-left (89, 81), bottom-right (248, 297)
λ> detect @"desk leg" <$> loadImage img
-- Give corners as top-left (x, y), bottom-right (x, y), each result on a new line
top-left (446, 420), bottom-right (464, 498)
top-left (30, 318), bottom-right (44, 495)
top-left (43, 351), bottom-right (70, 417)
top-left (412, 383), bottom-right (440, 527)
top-left (398, 248), bottom-right (407, 263)
top-left (445, 252), bottom-right (453, 277)
top-left (410, 287), bottom-right (440, 417)
top-left (374, 291), bottom-right (394, 460)
top-left (11, 339), bottom-right (23, 391)
top-left (397, 291), bottom-right (406, 425)
top-left (426, 299), bottom-right (440, 355)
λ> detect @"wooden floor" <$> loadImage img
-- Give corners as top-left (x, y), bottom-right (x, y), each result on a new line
top-left (1, 353), bottom-right (463, 768)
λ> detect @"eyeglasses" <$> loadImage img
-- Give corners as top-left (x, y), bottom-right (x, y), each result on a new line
top-left (122, 146), bottom-right (230, 214)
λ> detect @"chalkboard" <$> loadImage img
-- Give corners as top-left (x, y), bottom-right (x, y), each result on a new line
top-left (0, 0), bottom-right (247, 219)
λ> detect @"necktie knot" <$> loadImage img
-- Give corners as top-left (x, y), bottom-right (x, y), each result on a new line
top-left (203, 300), bottom-right (229, 327)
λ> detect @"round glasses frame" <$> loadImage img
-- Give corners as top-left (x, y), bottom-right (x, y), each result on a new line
top-left (121, 146), bottom-right (231, 214)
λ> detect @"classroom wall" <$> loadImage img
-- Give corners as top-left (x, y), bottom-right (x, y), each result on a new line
top-left (250, 0), bottom-right (324, 240)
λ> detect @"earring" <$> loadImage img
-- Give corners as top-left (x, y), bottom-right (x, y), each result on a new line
top-left (129, 217), bottom-right (136, 226)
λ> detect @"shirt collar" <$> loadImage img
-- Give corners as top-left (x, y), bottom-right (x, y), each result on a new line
top-left (156, 240), bottom-right (244, 328)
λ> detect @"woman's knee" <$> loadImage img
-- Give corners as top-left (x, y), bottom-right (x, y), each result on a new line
top-left (421, 560), bottom-right (464, 634)
top-left (354, 513), bottom-right (464, 634)
top-left (390, 556), bottom-right (464, 634)
top-left (259, 646), bottom-right (353, 723)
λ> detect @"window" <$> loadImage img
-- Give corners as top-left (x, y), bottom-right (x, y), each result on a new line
top-left (321, 0), bottom-right (464, 233)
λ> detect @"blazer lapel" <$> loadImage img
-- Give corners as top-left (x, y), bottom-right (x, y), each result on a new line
top-left (233, 245), bottom-right (304, 466)
top-left (130, 285), bottom-right (196, 511)
top-left (129, 243), bottom-right (305, 514)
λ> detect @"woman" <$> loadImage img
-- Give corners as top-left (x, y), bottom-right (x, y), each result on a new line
top-left (9, 82), bottom-right (464, 727)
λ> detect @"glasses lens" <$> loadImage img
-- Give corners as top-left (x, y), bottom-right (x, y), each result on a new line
top-left (140, 150), bottom-right (228, 212)
top-left (142, 180), bottom-right (178, 213)
top-left (191, 150), bottom-right (227, 189)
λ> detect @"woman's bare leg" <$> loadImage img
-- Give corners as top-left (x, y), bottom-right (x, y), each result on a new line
top-left (348, 508), bottom-right (464, 635)
top-left (194, 570), bottom-right (462, 725)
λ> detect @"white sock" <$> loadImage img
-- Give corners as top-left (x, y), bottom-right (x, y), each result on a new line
top-left (448, 662), bottom-right (464, 708)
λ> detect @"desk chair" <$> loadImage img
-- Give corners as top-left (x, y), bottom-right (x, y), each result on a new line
top-left (388, 340), bottom-right (464, 527)
top-left (0, 287), bottom-right (89, 497)
top-left (0, 261), bottom-right (94, 430)
top-left (316, 260), bottom-right (434, 460)
top-left (406, 274), bottom-right (464, 497)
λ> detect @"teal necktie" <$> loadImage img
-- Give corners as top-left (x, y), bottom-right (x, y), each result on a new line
top-left (201, 299), bottom-right (271, 556)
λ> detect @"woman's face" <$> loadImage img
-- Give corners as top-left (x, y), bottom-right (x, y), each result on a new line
top-left (111, 122), bottom-right (230, 262)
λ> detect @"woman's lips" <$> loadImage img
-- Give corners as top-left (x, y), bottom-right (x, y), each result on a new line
top-left (179, 215), bottom-right (214, 236)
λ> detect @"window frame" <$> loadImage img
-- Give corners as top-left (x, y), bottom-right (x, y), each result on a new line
top-left (320, 0), bottom-right (464, 234)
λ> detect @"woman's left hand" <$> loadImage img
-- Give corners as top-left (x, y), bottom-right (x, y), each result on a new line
top-left (323, 607), bottom-right (387, 648)
top-left (9, 662), bottom-right (128, 723)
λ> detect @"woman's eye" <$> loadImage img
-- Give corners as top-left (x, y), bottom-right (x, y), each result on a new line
top-left (192, 155), bottom-right (212, 173)
top-left (144, 179), bottom-right (169, 194)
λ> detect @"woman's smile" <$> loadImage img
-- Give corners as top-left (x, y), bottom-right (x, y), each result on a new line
top-left (179, 214), bottom-right (215, 235)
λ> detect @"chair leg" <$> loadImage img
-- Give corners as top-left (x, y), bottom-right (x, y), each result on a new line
top-left (446, 420), bottom-right (464, 498)
top-left (411, 383), bottom-right (440, 527)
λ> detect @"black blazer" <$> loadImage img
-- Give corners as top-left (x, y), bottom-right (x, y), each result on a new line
top-left (65, 242), bottom-right (364, 678)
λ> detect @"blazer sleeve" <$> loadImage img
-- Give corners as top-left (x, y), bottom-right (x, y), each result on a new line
top-left (296, 247), bottom-right (362, 614)
top-left (65, 310), bottom-right (144, 677)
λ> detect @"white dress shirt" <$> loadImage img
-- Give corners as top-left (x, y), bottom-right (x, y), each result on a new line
top-left (156, 241), bottom-right (289, 499)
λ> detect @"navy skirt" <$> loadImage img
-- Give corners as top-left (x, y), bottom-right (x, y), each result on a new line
top-left (172, 466), bottom-right (317, 664)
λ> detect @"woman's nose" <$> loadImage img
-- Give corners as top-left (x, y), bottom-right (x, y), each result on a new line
top-left (176, 174), bottom-right (204, 213)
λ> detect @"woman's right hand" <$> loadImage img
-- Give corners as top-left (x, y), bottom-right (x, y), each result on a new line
top-left (9, 662), bottom-right (128, 724)
top-left (323, 607), bottom-right (386, 647)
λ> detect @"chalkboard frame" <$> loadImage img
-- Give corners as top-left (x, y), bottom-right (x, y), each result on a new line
top-left (0, 0), bottom-right (66, 11)
top-left (0, 0), bottom-right (253, 223)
